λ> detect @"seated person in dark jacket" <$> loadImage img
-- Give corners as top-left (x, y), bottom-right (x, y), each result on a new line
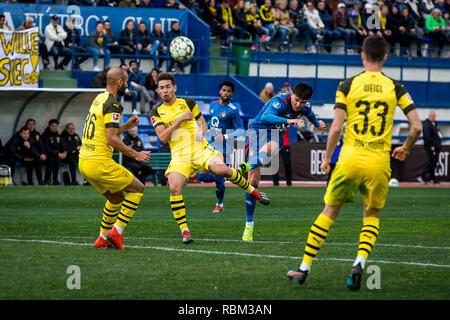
top-left (61, 123), bottom-right (82, 185)
top-left (5, 127), bottom-right (43, 185)
top-left (122, 127), bottom-right (154, 185)
top-left (120, 19), bottom-right (138, 55)
top-left (41, 119), bottom-right (66, 185)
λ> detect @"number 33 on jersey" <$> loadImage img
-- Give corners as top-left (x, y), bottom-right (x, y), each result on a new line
top-left (335, 72), bottom-right (415, 152)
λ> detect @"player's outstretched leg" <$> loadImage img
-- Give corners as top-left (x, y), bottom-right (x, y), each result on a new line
top-left (347, 215), bottom-right (380, 290)
top-left (287, 211), bottom-right (335, 285)
top-left (94, 199), bottom-right (121, 248)
top-left (209, 160), bottom-right (270, 206)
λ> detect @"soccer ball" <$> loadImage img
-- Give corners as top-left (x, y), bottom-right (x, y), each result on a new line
top-left (388, 178), bottom-right (399, 187)
top-left (169, 36), bottom-right (195, 63)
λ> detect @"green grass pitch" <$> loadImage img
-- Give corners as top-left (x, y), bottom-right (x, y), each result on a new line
top-left (0, 185), bottom-right (449, 300)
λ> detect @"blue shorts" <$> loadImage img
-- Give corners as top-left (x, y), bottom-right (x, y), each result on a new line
top-left (245, 128), bottom-right (283, 162)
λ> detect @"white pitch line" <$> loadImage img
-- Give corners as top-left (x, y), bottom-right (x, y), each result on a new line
top-left (4, 235), bottom-right (450, 250)
top-left (0, 237), bottom-right (449, 269)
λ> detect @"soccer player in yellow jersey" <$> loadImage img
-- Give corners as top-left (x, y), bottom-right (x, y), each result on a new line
top-left (150, 73), bottom-right (270, 244)
top-left (79, 67), bottom-right (151, 250)
top-left (287, 35), bottom-right (423, 289)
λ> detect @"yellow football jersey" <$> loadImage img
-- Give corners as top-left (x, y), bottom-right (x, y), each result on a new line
top-left (150, 97), bottom-right (203, 160)
top-left (335, 71), bottom-right (416, 153)
top-left (79, 91), bottom-right (123, 160)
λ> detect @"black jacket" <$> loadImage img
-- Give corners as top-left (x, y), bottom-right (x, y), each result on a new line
top-left (6, 135), bottom-right (40, 161)
top-left (137, 29), bottom-right (151, 47)
top-left (423, 119), bottom-right (442, 149)
top-left (41, 128), bottom-right (64, 157)
top-left (122, 133), bottom-right (144, 162)
top-left (61, 130), bottom-right (81, 156)
top-left (119, 28), bottom-right (138, 48)
top-left (398, 14), bottom-right (417, 31)
top-left (63, 25), bottom-right (82, 47)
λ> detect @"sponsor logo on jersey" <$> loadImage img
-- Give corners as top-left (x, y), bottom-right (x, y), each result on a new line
top-left (151, 116), bottom-right (156, 126)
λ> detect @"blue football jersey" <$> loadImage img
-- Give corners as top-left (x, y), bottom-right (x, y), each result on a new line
top-left (249, 93), bottom-right (320, 134)
top-left (208, 100), bottom-right (243, 135)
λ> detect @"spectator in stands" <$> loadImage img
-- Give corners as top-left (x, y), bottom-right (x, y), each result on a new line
top-left (333, 3), bottom-right (356, 53)
top-left (399, 6), bottom-right (424, 56)
top-left (103, 20), bottom-right (125, 65)
top-left (421, 0), bottom-right (435, 19)
top-left (202, 0), bottom-right (227, 42)
top-left (444, 11), bottom-right (450, 38)
top-left (61, 123), bottom-right (81, 185)
top-left (119, 0), bottom-right (137, 7)
top-left (144, 67), bottom-right (161, 106)
top-left (87, 21), bottom-right (111, 71)
top-left (119, 19), bottom-right (138, 55)
top-left (405, 0), bottom-right (425, 27)
top-left (436, 0), bottom-right (446, 13)
top-left (137, 21), bottom-right (159, 67)
top-left (277, 82), bottom-right (293, 94)
top-left (162, 0), bottom-right (185, 9)
top-left (122, 127), bottom-right (154, 185)
top-left (128, 60), bottom-right (152, 113)
top-left (5, 127), bottom-right (42, 185)
top-left (304, 0), bottom-right (326, 52)
top-left (233, 0), bottom-right (254, 41)
top-left (64, 17), bottom-right (89, 70)
top-left (98, 0), bottom-right (119, 6)
top-left (377, 5), bottom-right (395, 47)
top-left (260, 0), bottom-right (278, 50)
top-left (0, 14), bottom-right (11, 31)
top-left (151, 22), bottom-right (167, 70)
top-left (445, 0), bottom-right (450, 13)
top-left (327, 0), bottom-right (341, 15)
top-left (259, 82), bottom-right (275, 102)
top-left (24, 119), bottom-right (46, 177)
top-left (348, 4), bottom-right (367, 52)
top-left (393, 0), bottom-right (408, 12)
top-left (317, 0), bottom-right (342, 52)
top-left (45, 15), bottom-right (72, 70)
top-left (217, 0), bottom-right (238, 49)
top-left (246, 2), bottom-right (271, 44)
top-left (41, 119), bottom-right (66, 185)
top-left (17, 17), bottom-right (51, 70)
top-left (418, 111), bottom-right (442, 184)
top-left (274, 0), bottom-right (299, 51)
top-left (184, 0), bottom-right (203, 16)
top-left (90, 66), bottom-right (111, 88)
top-left (425, 8), bottom-right (448, 56)
top-left (272, 128), bottom-right (292, 186)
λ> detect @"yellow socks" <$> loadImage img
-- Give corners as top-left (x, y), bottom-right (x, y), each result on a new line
top-left (354, 216), bottom-right (379, 269)
top-left (227, 168), bottom-right (253, 193)
top-left (114, 193), bottom-right (143, 233)
top-left (301, 213), bottom-right (334, 270)
top-left (170, 195), bottom-right (188, 231)
top-left (100, 200), bottom-right (121, 235)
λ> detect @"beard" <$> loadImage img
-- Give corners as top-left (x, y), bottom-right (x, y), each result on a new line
top-left (221, 95), bottom-right (231, 103)
top-left (117, 84), bottom-right (127, 97)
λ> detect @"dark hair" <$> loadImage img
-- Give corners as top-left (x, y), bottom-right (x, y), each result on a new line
top-left (219, 80), bottom-right (235, 92)
top-left (103, 19), bottom-right (111, 24)
top-left (25, 118), bottom-right (35, 126)
top-left (129, 60), bottom-right (137, 66)
top-left (120, 63), bottom-right (128, 68)
top-left (48, 119), bottom-right (59, 126)
top-left (139, 21), bottom-right (146, 26)
top-left (362, 35), bottom-right (387, 63)
top-left (96, 21), bottom-right (103, 26)
top-left (171, 20), bottom-right (179, 27)
top-left (19, 126), bottom-right (29, 134)
top-left (293, 82), bottom-right (313, 100)
top-left (156, 72), bottom-right (175, 85)
top-left (0, 14), bottom-right (5, 19)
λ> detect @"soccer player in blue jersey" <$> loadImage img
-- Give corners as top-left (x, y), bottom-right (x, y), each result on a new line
top-left (239, 82), bottom-right (326, 241)
top-left (195, 81), bottom-right (245, 213)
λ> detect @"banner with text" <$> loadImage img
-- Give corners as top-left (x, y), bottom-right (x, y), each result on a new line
top-left (0, 27), bottom-right (40, 88)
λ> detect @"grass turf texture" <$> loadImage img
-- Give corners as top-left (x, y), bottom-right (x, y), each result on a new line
top-left (0, 186), bottom-right (449, 300)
